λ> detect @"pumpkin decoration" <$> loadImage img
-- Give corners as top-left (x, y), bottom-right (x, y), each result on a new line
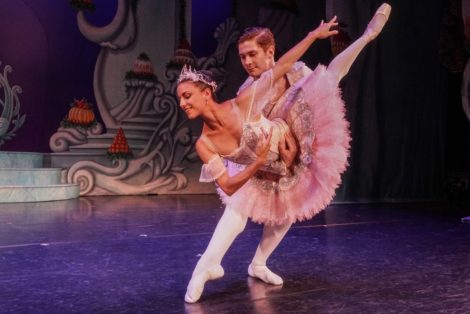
top-left (61, 98), bottom-right (96, 129)
top-left (107, 128), bottom-right (133, 160)
top-left (68, 99), bottom-right (95, 124)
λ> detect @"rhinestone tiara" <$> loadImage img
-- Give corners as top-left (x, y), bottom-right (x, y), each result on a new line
top-left (177, 64), bottom-right (217, 92)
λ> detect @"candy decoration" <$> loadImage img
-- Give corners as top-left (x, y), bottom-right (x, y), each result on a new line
top-left (107, 128), bottom-right (133, 160)
top-left (133, 53), bottom-right (154, 75)
top-left (125, 53), bottom-right (157, 82)
top-left (168, 38), bottom-right (195, 67)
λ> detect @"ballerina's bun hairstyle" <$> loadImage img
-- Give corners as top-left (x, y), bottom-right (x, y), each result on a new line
top-left (238, 27), bottom-right (275, 52)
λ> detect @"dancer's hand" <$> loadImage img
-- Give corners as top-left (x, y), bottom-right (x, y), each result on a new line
top-left (255, 127), bottom-right (273, 167)
top-left (311, 16), bottom-right (339, 39)
top-left (279, 130), bottom-right (298, 168)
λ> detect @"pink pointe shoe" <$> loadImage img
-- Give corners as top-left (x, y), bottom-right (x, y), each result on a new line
top-left (363, 3), bottom-right (392, 41)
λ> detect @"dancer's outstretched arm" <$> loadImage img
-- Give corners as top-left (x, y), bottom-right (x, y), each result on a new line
top-left (272, 17), bottom-right (338, 81)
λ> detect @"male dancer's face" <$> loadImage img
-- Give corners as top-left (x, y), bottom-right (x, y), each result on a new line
top-left (238, 39), bottom-right (275, 79)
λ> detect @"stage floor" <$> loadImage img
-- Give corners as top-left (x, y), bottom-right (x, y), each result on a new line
top-left (0, 195), bottom-right (469, 313)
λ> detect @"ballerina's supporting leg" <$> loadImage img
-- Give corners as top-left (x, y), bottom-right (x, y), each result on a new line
top-left (326, 3), bottom-right (392, 83)
top-left (185, 207), bottom-right (248, 303)
top-left (248, 222), bottom-right (292, 285)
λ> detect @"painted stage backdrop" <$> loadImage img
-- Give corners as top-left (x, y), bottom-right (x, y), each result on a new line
top-left (0, 0), bottom-right (468, 199)
top-left (0, 62), bottom-right (25, 148)
top-left (47, 0), bottom-right (239, 195)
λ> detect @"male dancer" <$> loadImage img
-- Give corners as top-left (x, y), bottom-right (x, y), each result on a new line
top-left (236, 6), bottom-right (392, 284)
top-left (236, 27), bottom-right (311, 286)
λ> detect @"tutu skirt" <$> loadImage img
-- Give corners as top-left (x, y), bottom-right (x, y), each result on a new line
top-left (219, 65), bottom-right (351, 225)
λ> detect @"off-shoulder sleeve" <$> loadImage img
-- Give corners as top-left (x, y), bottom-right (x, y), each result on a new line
top-left (199, 155), bottom-right (227, 182)
top-left (247, 69), bottom-right (277, 120)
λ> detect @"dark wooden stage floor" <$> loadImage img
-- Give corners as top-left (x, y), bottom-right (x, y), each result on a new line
top-left (0, 195), bottom-right (469, 313)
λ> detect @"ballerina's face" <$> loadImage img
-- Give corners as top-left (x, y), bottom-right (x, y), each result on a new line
top-left (238, 39), bottom-right (274, 78)
top-left (177, 81), bottom-right (211, 119)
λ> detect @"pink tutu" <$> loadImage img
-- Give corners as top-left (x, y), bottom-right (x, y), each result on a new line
top-left (220, 65), bottom-right (351, 225)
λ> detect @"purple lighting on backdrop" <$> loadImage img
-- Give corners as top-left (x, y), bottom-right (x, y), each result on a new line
top-left (191, 0), bottom-right (232, 57)
top-left (0, 0), bottom-right (116, 153)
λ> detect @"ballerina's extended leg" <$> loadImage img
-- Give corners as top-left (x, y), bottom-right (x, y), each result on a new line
top-left (248, 221), bottom-right (292, 285)
top-left (185, 207), bottom-right (248, 303)
top-left (327, 3), bottom-right (392, 82)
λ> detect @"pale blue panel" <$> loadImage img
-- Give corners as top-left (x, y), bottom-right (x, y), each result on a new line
top-left (0, 168), bottom-right (62, 185)
top-left (0, 152), bottom-right (44, 168)
top-left (0, 184), bottom-right (79, 203)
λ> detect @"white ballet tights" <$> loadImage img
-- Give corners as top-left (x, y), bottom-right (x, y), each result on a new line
top-left (185, 208), bottom-right (291, 302)
top-left (327, 3), bottom-right (391, 83)
top-left (248, 222), bottom-right (292, 285)
top-left (185, 207), bottom-right (247, 303)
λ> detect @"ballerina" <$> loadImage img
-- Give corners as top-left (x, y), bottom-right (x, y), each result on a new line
top-left (178, 3), bottom-right (392, 303)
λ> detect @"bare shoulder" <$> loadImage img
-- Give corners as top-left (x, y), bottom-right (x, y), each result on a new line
top-left (233, 93), bottom-right (250, 120)
top-left (235, 84), bottom-right (251, 114)
top-left (219, 99), bottom-right (244, 120)
top-left (221, 99), bottom-right (236, 110)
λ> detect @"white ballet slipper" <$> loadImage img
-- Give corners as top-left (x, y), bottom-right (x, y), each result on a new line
top-left (248, 264), bottom-right (283, 286)
top-left (184, 264), bottom-right (224, 303)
